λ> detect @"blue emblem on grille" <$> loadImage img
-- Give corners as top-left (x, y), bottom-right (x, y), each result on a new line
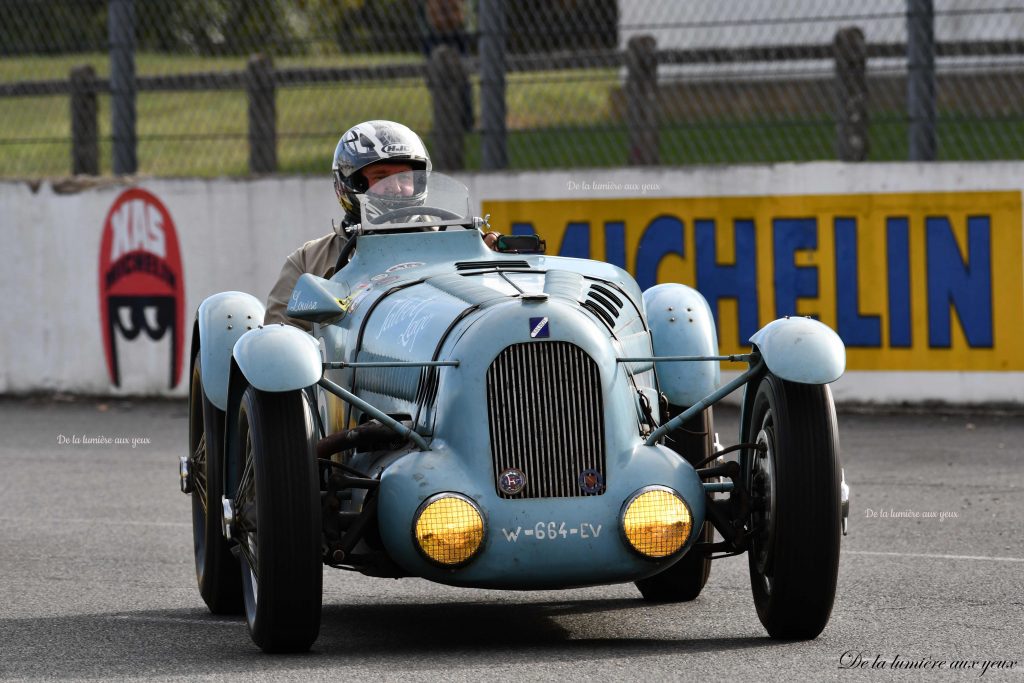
top-left (529, 316), bottom-right (550, 338)
top-left (578, 469), bottom-right (605, 494)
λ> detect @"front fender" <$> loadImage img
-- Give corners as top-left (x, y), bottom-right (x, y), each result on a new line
top-left (749, 317), bottom-right (845, 384)
top-left (196, 292), bottom-right (265, 411)
top-left (232, 324), bottom-right (323, 392)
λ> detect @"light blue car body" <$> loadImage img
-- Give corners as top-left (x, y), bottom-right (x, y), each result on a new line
top-left (193, 193), bottom-right (845, 591)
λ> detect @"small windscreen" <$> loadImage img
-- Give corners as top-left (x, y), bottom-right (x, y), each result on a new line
top-left (358, 171), bottom-right (473, 232)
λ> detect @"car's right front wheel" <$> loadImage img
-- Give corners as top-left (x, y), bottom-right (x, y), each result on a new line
top-left (233, 386), bottom-right (322, 653)
top-left (743, 373), bottom-right (841, 640)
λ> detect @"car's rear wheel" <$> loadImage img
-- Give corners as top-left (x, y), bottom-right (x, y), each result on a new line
top-left (635, 407), bottom-right (714, 602)
top-left (234, 386), bottom-right (322, 653)
top-left (744, 373), bottom-right (841, 639)
top-left (188, 356), bottom-right (242, 614)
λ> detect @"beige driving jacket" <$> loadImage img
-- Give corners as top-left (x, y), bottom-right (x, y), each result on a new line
top-left (264, 228), bottom-right (348, 332)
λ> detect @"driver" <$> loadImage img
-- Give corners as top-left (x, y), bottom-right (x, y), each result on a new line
top-left (265, 120), bottom-right (500, 330)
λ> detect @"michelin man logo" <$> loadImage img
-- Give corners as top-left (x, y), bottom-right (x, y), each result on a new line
top-left (99, 188), bottom-right (185, 389)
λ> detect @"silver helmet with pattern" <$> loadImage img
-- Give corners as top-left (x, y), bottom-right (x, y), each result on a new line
top-left (332, 120), bottom-right (431, 223)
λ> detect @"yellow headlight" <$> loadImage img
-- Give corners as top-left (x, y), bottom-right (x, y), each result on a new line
top-left (621, 487), bottom-right (692, 558)
top-left (413, 494), bottom-right (485, 566)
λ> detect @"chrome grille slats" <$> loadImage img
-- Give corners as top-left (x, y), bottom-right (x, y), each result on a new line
top-left (554, 343), bottom-right (567, 497)
top-left (540, 343), bottom-right (557, 493)
top-left (576, 341), bottom-right (592, 494)
top-left (573, 344), bottom-right (589, 493)
top-left (563, 342), bottom-right (581, 497)
top-left (487, 341), bottom-right (605, 499)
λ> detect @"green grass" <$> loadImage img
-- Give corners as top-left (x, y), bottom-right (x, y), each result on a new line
top-left (0, 51), bottom-right (424, 82)
top-left (460, 116), bottom-right (1024, 170)
top-left (1, 51), bottom-right (1022, 177)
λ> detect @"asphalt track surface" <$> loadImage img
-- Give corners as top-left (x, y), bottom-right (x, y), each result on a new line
top-left (0, 398), bottom-right (1021, 682)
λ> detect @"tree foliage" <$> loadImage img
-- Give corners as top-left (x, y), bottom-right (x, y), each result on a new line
top-left (298, 0), bottom-right (423, 54)
top-left (0, 0), bottom-right (618, 57)
top-left (136, 0), bottom-right (298, 55)
top-left (0, 0), bottom-right (299, 56)
top-left (0, 0), bottom-right (107, 55)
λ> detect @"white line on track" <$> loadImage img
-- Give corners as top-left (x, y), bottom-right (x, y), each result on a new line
top-left (846, 550), bottom-right (1024, 563)
top-left (109, 615), bottom-right (244, 627)
top-left (0, 516), bottom-right (189, 528)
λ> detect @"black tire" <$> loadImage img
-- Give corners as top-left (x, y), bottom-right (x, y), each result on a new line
top-left (188, 357), bottom-right (243, 614)
top-left (635, 407), bottom-right (714, 602)
top-left (744, 374), bottom-right (841, 640)
top-left (234, 387), bottom-right (322, 653)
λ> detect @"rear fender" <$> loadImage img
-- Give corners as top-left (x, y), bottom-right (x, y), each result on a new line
top-left (195, 292), bottom-right (265, 411)
top-left (643, 283), bottom-right (720, 406)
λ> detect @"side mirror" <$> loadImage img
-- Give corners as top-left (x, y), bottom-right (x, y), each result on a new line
top-left (495, 234), bottom-right (546, 254)
top-left (287, 273), bottom-right (352, 323)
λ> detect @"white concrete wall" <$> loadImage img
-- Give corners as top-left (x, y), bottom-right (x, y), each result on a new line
top-left (0, 176), bottom-right (336, 397)
top-left (1, 162), bottom-right (1021, 404)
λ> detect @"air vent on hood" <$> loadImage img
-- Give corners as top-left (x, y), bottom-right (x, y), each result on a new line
top-left (584, 283), bottom-right (624, 329)
top-left (455, 260), bottom-right (530, 271)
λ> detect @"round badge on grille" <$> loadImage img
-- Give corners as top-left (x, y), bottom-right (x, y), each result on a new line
top-left (498, 468), bottom-right (526, 495)
top-left (578, 469), bottom-right (605, 494)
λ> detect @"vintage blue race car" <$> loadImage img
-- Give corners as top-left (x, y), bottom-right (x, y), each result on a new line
top-left (180, 171), bottom-right (850, 652)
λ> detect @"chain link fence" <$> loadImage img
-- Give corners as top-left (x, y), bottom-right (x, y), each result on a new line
top-left (1, 0), bottom-right (1022, 178)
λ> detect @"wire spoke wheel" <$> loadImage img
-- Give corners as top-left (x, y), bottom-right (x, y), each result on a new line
top-left (188, 356), bottom-right (242, 614)
top-left (236, 386), bottom-right (322, 653)
top-left (236, 426), bottom-right (259, 610)
top-left (743, 373), bottom-right (841, 640)
top-left (191, 432), bottom-right (208, 513)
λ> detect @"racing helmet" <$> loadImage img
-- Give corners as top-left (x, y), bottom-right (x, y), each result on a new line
top-left (332, 120), bottom-right (432, 222)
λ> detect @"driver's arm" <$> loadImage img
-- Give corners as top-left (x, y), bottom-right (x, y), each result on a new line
top-left (265, 233), bottom-right (346, 331)
top-left (265, 249), bottom-right (308, 330)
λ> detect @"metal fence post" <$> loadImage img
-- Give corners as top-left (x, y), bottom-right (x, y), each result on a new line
top-left (834, 27), bottom-right (869, 161)
top-left (109, 0), bottom-right (137, 174)
top-left (907, 0), bottom-right (936, 161)
top-left (247, 54), bottom-right (277, 174)
top-left (479, 0), bottom-right (507, 170)
top-left (428, 45), bottom-right (467, 171)
top-left (626, 35), bottom-right (659, 166)
top-left (70, 65), bottom-right (99, 175)
top-left (109, 0), bottom-right (137, 175)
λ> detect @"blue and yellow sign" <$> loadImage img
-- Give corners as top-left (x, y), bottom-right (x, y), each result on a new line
top-left (484, 191), bottom-right (1024, 370)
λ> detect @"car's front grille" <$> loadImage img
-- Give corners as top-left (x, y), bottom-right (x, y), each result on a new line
top-left (486, 341), bottom-right (606, 498)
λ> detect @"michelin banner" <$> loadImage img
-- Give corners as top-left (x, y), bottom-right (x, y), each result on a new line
top-left (482, 191), bottom-right (1024, 372)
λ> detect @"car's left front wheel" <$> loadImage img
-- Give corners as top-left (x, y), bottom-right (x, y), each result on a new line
top-left (743, 373), bottom-right (841, 639)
